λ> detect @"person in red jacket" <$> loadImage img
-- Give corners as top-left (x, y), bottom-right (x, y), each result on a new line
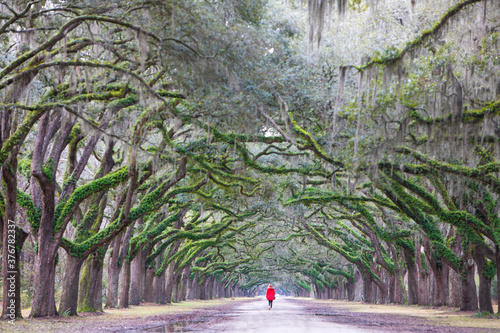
top-left (266, 284), bottom-right (275, 310)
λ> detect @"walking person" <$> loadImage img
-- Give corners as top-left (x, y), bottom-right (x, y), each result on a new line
top-left (266, 284), bottom-right (275, 310)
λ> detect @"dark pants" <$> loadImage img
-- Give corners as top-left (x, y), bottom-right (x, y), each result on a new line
top-left (268, 300), bottom-right (273, 308)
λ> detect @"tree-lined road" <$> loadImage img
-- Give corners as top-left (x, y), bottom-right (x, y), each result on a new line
top-left (2, 0), bottom-right (500, 323)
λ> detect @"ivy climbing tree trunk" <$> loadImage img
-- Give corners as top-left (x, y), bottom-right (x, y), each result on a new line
top-left (78, 247), bottom-right (106, 312)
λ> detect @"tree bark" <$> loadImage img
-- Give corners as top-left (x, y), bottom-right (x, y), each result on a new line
top-left (118, 221), bottom-right (136, 308)
top-left (473, 247), bottom-right (494, 313)
top-left (152, 246), bottom-right (166, 304)
top-left (30, 111), bottom-right (76, 317)
top-left (1, 149), bottom-right (29, 319)
top-left (497, 247), bottom-right (500, 314)
top-left (448, 267), bottom-right (461, 308)
top-left (144, 267), bottom-right (155, 302)
top-left (163, 239), bottom-right (181, 303)
top-left (415, 243), bottom-right (428, 306)
top-left (449, 228), bottom-right (462, 308)
top-left (30, 245), bottom-right (58, 317)
top-left (129, 247), bottom-right (143, 305)
top-left (1, 223), bottom-right (28, 319)
top-left (153, 271), bottom-right (167, 304)
top-left (442, 263), bottom-right (449, 305)
top-left (139, 246), bottom-right (151, 302)
top-left (105, 235), bottom-right (122, 308)
top-left (118, 260), bottom-right (131, 308)
top-left (372, 279), bottom-right (379, 303)
top-left (30, 191), bottom-right (59, 317)
top-left (346, 279), bottom-right (355, 301)
top-left (1, 41), bottom-right (46, 318)
top-left (174, 273), bottom-right (184, 302)
top-left (433, 267), bottom-right (446, 306)
top-left (173, 274), bottom-right (182, 302)
top-left (78, 248), bottom-right (106, 312)
top-left (200, 277), bottom-right (208, 300)
top-left (189, 273), bottom-right (199, 299)
top-left (423, 237), bottom-right (447, 306)
top-left (179, 266), bottom-right (190, 301)
top-left (460, 256), bottom-right (478, 311)
top-left (58, 256), bottom-right (85, 316)
top-left (60, 140), bottom-right (114, 315)
top-left (363, 276), bottom-right (372, 303)
top-left (389, 273), bottom-right (396, 303)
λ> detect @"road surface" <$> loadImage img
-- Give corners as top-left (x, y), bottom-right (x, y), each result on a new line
top-left (193, 297), bottom-right (376, 333)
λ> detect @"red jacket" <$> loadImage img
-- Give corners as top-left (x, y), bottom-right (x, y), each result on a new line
top-left (266, 286), bottom-right (275, 300)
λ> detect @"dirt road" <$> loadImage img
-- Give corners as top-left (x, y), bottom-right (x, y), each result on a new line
top-left (195, 297), bottom-right (376, 333)
top-left (145, 297), bottom-right (499, 333)
top-left (3, 297), bottom-right (496, 332)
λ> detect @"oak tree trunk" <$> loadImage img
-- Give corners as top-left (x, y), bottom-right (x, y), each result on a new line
top-left (30, 193), bottom-right (59, 317)
top-left (105, 235), bottom-right (122, 308)
top-left (404, 251), bottom-right (419, 305)
top-left (59, 256), bottom-right (85, 316)
top-left (117, 220), bottom-right (136, 309)
top-left (189, 273), bottom-right (199, 299)
top-left (346, 280), bottom-right (355, 301)
top-left (165, 263), bottom-right (178, 303)
top-left (129, 248), bottom-right (143, 305)
top-left (179, 267), bottom-right (190, 301)
top-left (363, 276), bottom-right (372, 303)
top-left (448, 267), bottom-right (461, 308)
top-left (153, 271), bottom-right (167, 304)
top-left (474, 248), bottom-right (494, 313)
top-left (144, 267), bottom-right (155, 302)
top-left (78, 249), bottom-right (106, 312)
top-left (30, 245), bottom-right (58, 317)
top-left (1, 224), bottom-right (28, 319)
top-left (497, 247), bottom-right (500, 314)
top-left (118, 260), bottom-right (131, 308)
top-left (460, 257), bottom-right (478, 311)
top-left (2, 155), bottom-right (28, 319)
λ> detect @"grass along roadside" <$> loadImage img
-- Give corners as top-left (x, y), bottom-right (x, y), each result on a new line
top-left (0, 298), bottom-right (248, 333)
top-left (308, 298), bottom-right (500, 331)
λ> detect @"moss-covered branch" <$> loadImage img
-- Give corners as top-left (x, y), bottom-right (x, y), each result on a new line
top-left (357, 0), bottom-right (483, 70)
top-left (54, 166), bottom-right (129, 233)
